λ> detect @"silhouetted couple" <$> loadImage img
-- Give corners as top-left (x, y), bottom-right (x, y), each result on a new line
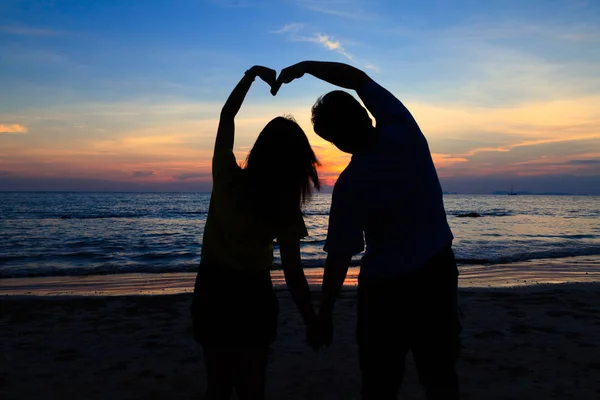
top-left (191, 62), bottom-right (460, 399)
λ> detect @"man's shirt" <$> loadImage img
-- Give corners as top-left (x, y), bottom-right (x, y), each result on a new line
top-left (324, 81), bottom-right (454, 277)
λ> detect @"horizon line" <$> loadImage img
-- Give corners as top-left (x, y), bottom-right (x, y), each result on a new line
top-left (0, 190), bottom-right (595, 196)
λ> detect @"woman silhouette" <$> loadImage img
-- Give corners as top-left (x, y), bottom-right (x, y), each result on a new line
top-left (191, 66), bottom-right (320, 399)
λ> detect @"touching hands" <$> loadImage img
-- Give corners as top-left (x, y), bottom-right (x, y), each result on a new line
top-left (306, 311), bottom-right (334, 352)
top-left (270, 63), bottom-right (305, 96)
top-left (247, 63), bottom-right (306, 96)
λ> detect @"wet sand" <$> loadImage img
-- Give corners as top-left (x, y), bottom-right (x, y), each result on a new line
top-left (2, 255), bottom-right (600, 296)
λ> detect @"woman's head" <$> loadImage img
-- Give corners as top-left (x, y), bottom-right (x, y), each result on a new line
top-left (245, 116), bottom-right (320, 207)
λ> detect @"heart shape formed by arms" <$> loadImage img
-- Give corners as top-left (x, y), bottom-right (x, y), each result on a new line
top-left (271, 63), bottom-right (306, 96)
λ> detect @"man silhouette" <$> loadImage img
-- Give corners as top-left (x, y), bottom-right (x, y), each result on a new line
top-left (273, 61), bottom-right (461, 399)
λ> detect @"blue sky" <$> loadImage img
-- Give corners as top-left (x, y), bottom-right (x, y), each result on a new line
top-left (1, 0), bottom-right (599, 193)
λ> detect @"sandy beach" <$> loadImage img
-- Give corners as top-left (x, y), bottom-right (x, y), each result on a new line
top-left (2, 258), bottom-right (600, 399)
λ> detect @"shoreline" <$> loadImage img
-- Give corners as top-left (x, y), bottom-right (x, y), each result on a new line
top-left (1, 255), bottom-right (600, 296)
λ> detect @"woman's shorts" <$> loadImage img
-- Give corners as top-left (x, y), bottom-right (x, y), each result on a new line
top-left (191, 265), bottom-right (279, 349)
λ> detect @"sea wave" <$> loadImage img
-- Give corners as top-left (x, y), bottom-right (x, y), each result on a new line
top-left (3, 247), bottom-right (600, 279)
top-left (518, 234), bottom-right (599, 240)
top-left (450, 210), bottom-right (514, 217)
top-left (58, 214), bottom-right (150, 219)
top-left (0, 262), bottom-right (200, 279)
top-left (4, 211), bottom-right (208, 220)
top-left (485, 247), bottom-right (600, 264)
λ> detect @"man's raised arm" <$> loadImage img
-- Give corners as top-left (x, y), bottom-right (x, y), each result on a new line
top-left (272, 61), bottom-right (372, 95)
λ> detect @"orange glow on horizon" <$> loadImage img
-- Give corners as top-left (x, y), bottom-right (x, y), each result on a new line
top-left (2, 92), bottom-right (599, 189)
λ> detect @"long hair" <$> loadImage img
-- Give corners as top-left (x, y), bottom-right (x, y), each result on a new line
top-left (243, 116), bottom-right (320, 216)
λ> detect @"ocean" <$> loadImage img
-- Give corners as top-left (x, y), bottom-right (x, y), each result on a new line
top-left (1, 192), bottom-right (599, 278)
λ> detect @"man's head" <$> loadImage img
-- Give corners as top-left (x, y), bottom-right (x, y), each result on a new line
top-left (311, 90), bottom-right (374, 154)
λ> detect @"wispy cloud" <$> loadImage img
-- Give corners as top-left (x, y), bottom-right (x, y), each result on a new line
top-left (455, 135), bottom-right (600, 160)
top-left (270, 23), bottom-right (304, 34)
top-left (132, 170), bottom-right (156, 178)
top-left (432, 153), bottom-right (469, 167)
top-left (365, 64), bottom-right (380, 72)
top-left (0, 25), bottom-right (64, 36)
top-left (174, 172), bottom-right (210, 180)
top-left (291, 0), bottom-right (378, 21)
top-left (568, 159), bottom-right (600, 165)
top-left (388, 18), bottom-right (600, 44)
top-left (1, 46), bottom-right (70, 66)
top-left (304, 34), bottom-right (354, 60)
top-left (272, 23), bottom-right (354, 60)
top-left (0, 124), bottom-right (27, 134)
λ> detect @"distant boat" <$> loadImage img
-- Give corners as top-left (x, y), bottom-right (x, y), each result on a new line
top-left (508, 185), bottom-right (517, 195)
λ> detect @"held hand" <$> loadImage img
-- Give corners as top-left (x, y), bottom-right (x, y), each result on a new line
top-left (306, 318), bottom-right (322, 352)
top-left (306, 313), bottom-right (333, 351)
top-left (248, 66), bottom-right (277, 90)
top-left (316, 312), bottom-right (334, 347)
top-left (271, 63), bottom-right (305, 96)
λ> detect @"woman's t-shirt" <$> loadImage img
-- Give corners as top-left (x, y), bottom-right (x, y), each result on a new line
top-left (200, 149), bottom-right (308, 272)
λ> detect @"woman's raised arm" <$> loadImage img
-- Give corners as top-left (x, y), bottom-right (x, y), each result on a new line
top-left (214, 66), bottom-right (276, 152)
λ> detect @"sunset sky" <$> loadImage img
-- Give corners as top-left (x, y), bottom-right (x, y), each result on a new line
top-left (1, 0), bottom-right (599, 193)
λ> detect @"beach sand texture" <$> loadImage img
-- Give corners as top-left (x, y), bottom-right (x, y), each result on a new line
top-left (2, 280), bottom-right (600, 399)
